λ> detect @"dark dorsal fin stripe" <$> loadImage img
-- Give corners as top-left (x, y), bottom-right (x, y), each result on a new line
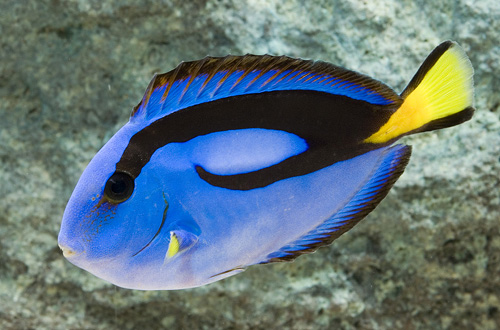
top-left (130, 54), bottom-right (402, 122)
top-left (117, 90), bottom-right (399, 190)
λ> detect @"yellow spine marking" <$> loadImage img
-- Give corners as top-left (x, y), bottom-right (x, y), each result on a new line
top-left (365, 44), bottom-right (473, 144)
top-left (166, 232), bottom-right (180, 258)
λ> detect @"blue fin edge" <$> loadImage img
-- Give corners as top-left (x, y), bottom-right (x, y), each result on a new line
top-left (260, 144), bottom-right (412, 264)
top-left (131, 55), bottom-right (401, 122)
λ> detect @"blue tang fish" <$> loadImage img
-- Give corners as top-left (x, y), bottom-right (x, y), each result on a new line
top-left (58, 41), bottom-right (474, 290)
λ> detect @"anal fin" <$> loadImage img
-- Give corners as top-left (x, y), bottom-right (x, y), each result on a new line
top-left (261, 144), bottom-right (412, 264)
top-left (209, 267), bottom-right (246, 280)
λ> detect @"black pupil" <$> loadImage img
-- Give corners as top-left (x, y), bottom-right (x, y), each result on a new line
top-left (110, 177), bottom-right (127, 194)
top-left (105, 172), bottom-right (134, 203)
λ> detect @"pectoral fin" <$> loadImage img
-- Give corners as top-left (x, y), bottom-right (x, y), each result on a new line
top-left (165, 230), bottom-right (199, 259)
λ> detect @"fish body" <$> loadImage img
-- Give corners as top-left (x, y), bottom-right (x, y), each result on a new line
top-left (58, 41), bottom-right (474, 290)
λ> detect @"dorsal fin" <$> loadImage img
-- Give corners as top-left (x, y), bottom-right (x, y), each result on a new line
top-left (130, 54), bottom-right (401, 122)
top-left (260, 144), bottom-right (411, 264)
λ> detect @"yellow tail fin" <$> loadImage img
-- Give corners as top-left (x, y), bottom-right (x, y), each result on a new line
top-left (365, 41), bottom-right (474, 144)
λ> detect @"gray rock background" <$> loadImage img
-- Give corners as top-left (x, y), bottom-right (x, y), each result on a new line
top-left (1, 0), bottom-right (499, 329)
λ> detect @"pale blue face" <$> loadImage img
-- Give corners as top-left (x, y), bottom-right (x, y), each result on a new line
top-left (58, 123), bottom-right (170, 285)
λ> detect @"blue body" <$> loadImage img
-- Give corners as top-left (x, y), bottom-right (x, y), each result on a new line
top-left (60, 121), bottom-right (402, 289)
top-left (58, 54), bottom-right (412, 290)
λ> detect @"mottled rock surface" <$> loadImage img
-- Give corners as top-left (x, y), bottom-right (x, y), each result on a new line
top-left (1, 0), bottom-right (499, 329)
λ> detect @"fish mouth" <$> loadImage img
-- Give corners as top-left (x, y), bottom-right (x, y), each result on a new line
top-left (132, 195), bottom-right (169, 257)
top-left (58, 242), bottom-right (84, 258)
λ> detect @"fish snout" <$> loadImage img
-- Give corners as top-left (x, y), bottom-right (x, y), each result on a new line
top-left (58, 240), bottom-right (84, 259)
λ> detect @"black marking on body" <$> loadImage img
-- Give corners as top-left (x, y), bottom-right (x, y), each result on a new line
top-left (117, 90), bottom-right (398, 190)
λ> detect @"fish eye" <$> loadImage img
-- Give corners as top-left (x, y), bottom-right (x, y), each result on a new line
top-left (104, 171), bottom-right (135, 204)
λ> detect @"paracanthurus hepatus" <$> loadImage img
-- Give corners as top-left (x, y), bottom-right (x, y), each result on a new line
top-left (58, 41), bottom-right (474, 290)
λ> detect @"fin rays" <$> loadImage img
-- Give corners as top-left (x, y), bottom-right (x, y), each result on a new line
top-left (130, 54), bottom-right (401, 122)
top-left (364, 41), bottom-right (475, 144)
top-left (261, 145), bottom-right (411, 264)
